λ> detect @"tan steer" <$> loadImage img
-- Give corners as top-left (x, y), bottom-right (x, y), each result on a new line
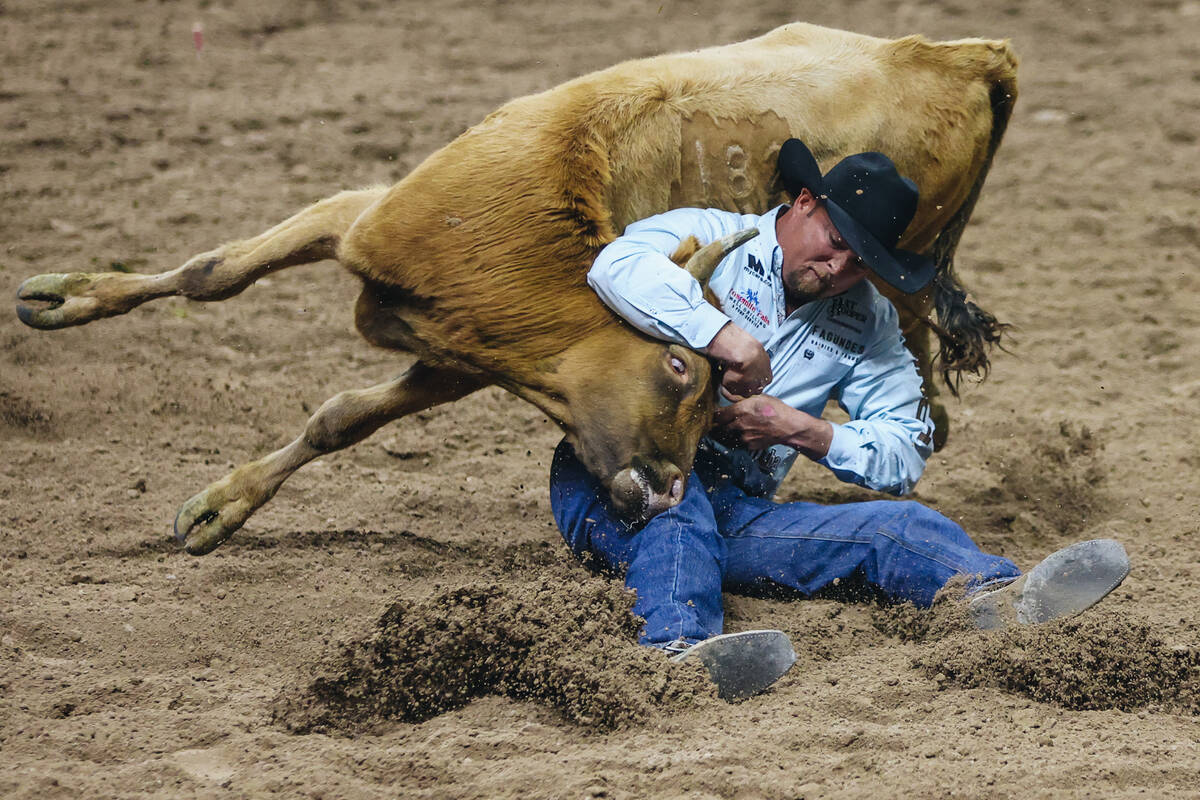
top-left (15, 22), bottom-right (1017, 554)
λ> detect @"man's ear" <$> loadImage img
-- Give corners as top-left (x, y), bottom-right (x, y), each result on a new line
top-left (791, 187), bottom-right (817, 213)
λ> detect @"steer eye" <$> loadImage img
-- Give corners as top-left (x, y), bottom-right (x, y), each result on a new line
top-left (668, 354), bottom-right (687, 376)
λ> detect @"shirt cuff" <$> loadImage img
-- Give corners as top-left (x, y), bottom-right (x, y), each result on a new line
top-left (819, 422), bottom-right (858, 472)
top-left (681, 304), bottom-right (735, 351)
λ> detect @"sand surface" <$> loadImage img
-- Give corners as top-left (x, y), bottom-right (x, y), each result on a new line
top-left (3, 0), bottom-right (1199, 797)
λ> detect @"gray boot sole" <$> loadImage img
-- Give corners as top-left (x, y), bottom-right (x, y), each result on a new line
top-left (671, 629), bottom-right (797, 701)
top-left (970, 538), bottom-right (1131, 630)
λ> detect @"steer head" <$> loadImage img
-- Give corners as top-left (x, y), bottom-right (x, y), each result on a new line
top-left (528, 229), bottom-right (759, 521)
top-left (555, 330), bottom-right (715, 520)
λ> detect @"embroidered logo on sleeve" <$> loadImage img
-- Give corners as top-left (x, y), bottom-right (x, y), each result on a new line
top-left (916, 397), bottom-right (934, 445)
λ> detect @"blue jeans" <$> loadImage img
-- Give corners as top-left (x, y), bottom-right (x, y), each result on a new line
top-left (549, 440), bottom-right (1020, 646)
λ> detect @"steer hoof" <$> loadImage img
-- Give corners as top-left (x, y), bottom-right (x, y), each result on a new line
top-left (174, 488), bottom-right (255, 555)
top-left (15, 273), bottom-right (101, 329)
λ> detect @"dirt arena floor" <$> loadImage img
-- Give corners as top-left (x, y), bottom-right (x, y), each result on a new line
top-left (3, 0), bottom-right (1199, 797)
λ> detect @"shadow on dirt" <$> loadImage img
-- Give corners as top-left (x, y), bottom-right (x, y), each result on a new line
top-left (961, 421), bottom-right (1110, 541)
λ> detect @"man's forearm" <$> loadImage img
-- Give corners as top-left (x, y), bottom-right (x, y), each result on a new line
top-left (782, 411), bottom-right (833, 460)
top-left (713, 394), bottom-right (832, 458)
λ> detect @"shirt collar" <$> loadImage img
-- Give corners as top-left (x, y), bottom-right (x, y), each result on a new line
top-left (756, 204), bottom-right (788, 274)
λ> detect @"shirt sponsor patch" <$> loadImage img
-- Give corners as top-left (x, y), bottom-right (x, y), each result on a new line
top-left (813, 324), bottom-right (865, 356)
top-left (742, 254), bottom-right (771, 283)
top-left (727, 287), bottom-right (770, 328)
top-left (827, 297), bottom-right (866, 334)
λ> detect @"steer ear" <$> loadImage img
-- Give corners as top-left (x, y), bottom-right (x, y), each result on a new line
top-left (680, 228), bottom-right (760, 286)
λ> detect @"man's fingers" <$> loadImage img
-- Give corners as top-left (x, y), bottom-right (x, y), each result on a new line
top-left (720, 371), bottom-right (763, 399)
top-left (720, 386), bottom-right (746, 404)
top-left (731, 370), bottom-right (770, 395)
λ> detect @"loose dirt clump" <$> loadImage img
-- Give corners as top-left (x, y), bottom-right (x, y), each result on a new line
top-left (871, 576), bottom-right (977, 643)
top-left (917, 609), bottom-right (1200, 713)
top-left (272, 562), bottom-right (716, 733)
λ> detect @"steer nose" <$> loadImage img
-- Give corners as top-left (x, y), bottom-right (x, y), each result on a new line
top-left (608, 465), bottom-right (686, 521)
top-left (644, 467), bottom-right (686, 518)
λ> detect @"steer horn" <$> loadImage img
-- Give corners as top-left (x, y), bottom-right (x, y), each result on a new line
top-left (682, 228), bottom-right (760, 285)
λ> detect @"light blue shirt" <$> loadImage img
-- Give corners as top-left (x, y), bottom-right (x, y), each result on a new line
top-left (588, 206), bottom-right (935, 498)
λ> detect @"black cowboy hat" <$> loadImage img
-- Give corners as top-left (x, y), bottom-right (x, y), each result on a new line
top-left (777, 138), bottom-right (935, 294)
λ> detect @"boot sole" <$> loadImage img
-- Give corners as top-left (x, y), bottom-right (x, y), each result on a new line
top-left (671, 629), bottom-right (797, 700)
top-left (970, 538), bottom-right (1130, 630)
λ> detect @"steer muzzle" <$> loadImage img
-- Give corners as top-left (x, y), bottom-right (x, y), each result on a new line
top-left (608, 461), bottom-right (686, 521)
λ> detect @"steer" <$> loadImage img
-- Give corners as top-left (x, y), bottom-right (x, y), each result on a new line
top-left (15, 22), bottom-right (1017, 555)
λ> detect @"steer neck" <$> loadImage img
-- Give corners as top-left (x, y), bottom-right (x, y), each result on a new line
top-left (489, 321), bottom-right (634, 436)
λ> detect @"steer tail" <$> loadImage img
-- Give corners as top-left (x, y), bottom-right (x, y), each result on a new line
top-left (927, 42), bottom-right (1018, 395)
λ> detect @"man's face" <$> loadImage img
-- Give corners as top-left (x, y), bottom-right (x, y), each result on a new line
top-left (776, 189), bottom-right (870, 308)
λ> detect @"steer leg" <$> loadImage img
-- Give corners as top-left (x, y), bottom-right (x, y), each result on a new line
top-left (911, 329), bottom-right (950, 451)
top-left (16, 186), bottom-right (386, 329)
top-left (174, 362), bottom-right (489, 555)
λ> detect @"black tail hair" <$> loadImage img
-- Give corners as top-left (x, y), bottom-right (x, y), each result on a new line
top-left (927, 59), bottom-right (1018, 395)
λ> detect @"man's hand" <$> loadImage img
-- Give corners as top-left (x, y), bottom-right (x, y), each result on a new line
top-left (714, 390), bottom-right (834, 458)
top-left (705, 322), bottom-right (772, 397)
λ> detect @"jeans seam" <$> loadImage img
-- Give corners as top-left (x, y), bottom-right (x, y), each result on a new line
top-left (872, 524), bottom-right (968, 574)
top-left (730, 530), bottom-right (873, 545)
top-left (668, 515), bottom-right (690, 640)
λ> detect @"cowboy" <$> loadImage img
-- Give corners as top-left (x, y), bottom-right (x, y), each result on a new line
top-left (549, 139), bottom-right (1130, 700)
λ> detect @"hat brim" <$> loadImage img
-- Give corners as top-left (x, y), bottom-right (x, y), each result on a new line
top-left (824, 200), bottom-right (936, 294)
